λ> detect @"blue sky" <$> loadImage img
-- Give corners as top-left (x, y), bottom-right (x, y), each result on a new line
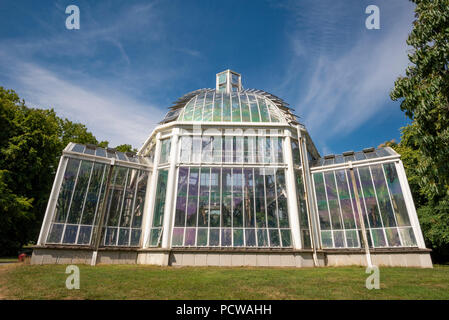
top-left (0, 0), bottom-right (415, 155)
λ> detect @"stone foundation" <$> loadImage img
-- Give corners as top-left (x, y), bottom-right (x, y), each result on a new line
top-left (31, 246), bottom-right (433, 268)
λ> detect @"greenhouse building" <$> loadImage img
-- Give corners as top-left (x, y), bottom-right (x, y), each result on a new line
top-left (32, 70), bottom-right (432, 268)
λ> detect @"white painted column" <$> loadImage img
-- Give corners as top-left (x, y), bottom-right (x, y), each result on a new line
top-left (142, 133), bottom-right (162, 248)
top-left (37, 156), bottom-right (68, 245)
top-left (299, 136), bottom-right (321, 250)
top-left (395, 160), bottom-right (426, 249)
top-left (161, 128), bottom-right (180, 249)
top-left (284, 131), bottom-right (302, 249)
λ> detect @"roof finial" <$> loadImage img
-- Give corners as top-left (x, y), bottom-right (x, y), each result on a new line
top-left (216, 69), bottom-right (242, 93)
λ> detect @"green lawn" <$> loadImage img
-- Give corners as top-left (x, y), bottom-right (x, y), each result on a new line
top-left (1, 264), bottom-right (449, 300)
top-left (0, 257), bottom-right (17, 263)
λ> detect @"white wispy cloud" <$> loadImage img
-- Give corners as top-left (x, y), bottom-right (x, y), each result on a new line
top-left (278, 1), bottom-right (415, 155)
top-left (0, 52), bottom-right (164, 149)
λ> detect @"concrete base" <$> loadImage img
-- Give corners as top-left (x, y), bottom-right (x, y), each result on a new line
top-left (31, 246), bottom-right (433, 268)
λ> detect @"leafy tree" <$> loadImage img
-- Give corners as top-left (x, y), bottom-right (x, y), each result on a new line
top-left (390, 0), bottom-right (449, 200)
top-left (0, 86), bottom-right (106, 256)
top-left (114, 144), bottom-right (137, 153)
top-left (390, 0), bottom-right (449, 262)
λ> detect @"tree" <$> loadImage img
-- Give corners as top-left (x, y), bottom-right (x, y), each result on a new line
top-left (390, 0), bottom-right (449, 262)
top-left (114, 144), bottom-right (137, 153)
top-left (390, 0), bottom-right (449, 200)
top-left (0, 86), bottom-right (106, 256)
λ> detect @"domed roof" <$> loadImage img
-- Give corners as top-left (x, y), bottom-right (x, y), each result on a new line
top-left (159, 70), bottom-right (299, 125)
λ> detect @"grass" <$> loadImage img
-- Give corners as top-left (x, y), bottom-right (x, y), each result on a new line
top-left (1, 263), bottom-right (449, 300)
top-left (0, 257), bottom-right (17, 263)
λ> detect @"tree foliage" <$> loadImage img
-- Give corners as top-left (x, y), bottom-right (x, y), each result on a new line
top-left (0, 87), bottom-right (109, 256)
top-left (390, 0), bottom-right (449, 262)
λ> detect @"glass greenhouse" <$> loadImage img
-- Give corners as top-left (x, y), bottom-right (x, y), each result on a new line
top-left (32, 70), bottom-right (432, 268)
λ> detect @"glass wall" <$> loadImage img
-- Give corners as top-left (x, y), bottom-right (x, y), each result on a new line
top-left (312, 162), bottom-right (417, 248)
top-left (102, 167), bottom-right (148, 247)
top-left (179, 134), bottom-right (284, 165)
top-left (179, 92), bottom-right (284, 123)
top-left (47, 158), bottom-right (149, 247)
top-left (172, 167), bottom-right (292, 247)
top-left (148, 169), bottom-right (169, 246)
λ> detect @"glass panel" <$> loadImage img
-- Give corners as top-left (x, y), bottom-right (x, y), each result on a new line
top-left (186, 168), bottom-right (199, 227)
top-left (198, 168), bottom-right (210, 227)
top-left (54, 158), bottom-right (80, 223)
top-left (224, 136), bottom-right (233, 163)
top-left (180, 136), bottom-right (192, 163)
top-left (213, 93), bottom-right (222, 121)
top-left (152, 169), bottom-right (168, 229)
top-left (62, 225), bottom-right (78, 244)
top-left (358, 167), bottom-right (383, 228)
top-left (231, 93), bottom-right (241, 122)
top-left (370, 229), bottom-right (386, 247)
top-left (232, 168), bottom-right (243, 227)
top-left (191, 136), bottom-right (201, 163)
top-left (345, 230), bottom-right (359, 247)
top-left (210, 168), bottom-right (221, 227)
top-left (233, 229), bottom-right (244, 246)
top-left (269, 229), bottom-right (280, 247)
top-left (248, 94), bottom-right (260, 122)
top-left (333, 230), bottom-right (345, 248)
top-left (185, 228), bottom-right (196, 246)
top-left (324, 171), bottom-right (342, 230)
top-left (291, 140), bottom-right (301, 166)
top-left (159, 138), bottom-right (171, 164)
top-left (209, 228), bottom-right (220, 246)
top-left (130, 229), bottom-right (141, 246)
top-left (221, 168), bottom-right (232, 227)
top-left (201, 136), bottom-right (213, 162)
top-left (131, 171), bottom-right (147, 228)
top-left (280, 229), bottom-right (292, 247)
top-left (197, 228), bottom-right (208, 246)
top-left (203, 92), bottom-right (214, 121)
top-left (399, 227), bottom-right (417, 246)
top-left (385, 228), bottom-right (401, 247)
top-left (67, 160), bottom-right (93, 224)
top-left (223, 94), bottom-right (231, 121)
top-left (172, 228), bottom-right (184, 246)
top-left (321, 230), bottom-right (333, 248)
top-left (221, 228), bottom-right (232, 246)
top-left (276, 169), bottom-right (289, 228)
top-left (241, 94), bottom-right (251, 122)
top-left (234, 136), bottom-right (243, 163)
top-left (313, 173), bottom-right (331, 230)
top-left (182, 97), bottom-right (196, 121)
top-left (81, 163), bottom-right (106, 225)
top-left (255, 168), bottom-right (267, 228)
top-left (335, 170), bottom-right (356, 229)
top-left (371, 165), bottom-right (396, 228)
top-left (174, 167), bottom-right (188, 227)
top-left (383, 163), bottom-right (411, 226)
top-left (245, 229), bottom-right (256, 247)
top-left (193, 94), bottom-right (205, 121)
top-left (257, 98), bottom-right (270, 122)
top-left (257, 229), bottom-right (269, 247)
top-left (118, 228), bottom-right (130, 246)
top-left (104, 227), bottom-right (118, 246)
top-left (77, 226), bottom-right (92, 245)
top-left (212, 136), bottom-right (222, 163)
top-left (105, 167), bottom-right (128, 228)
top-left (47, 223), bottom-right (64, 243)
top-left (243, 169), bottom-right (255, 228)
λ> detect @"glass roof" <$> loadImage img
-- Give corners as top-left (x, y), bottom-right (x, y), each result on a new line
top-left (310, 147), bottom-right (399, 168)
top-left (176, 91), bottom-right (286, 123)
top-left (66, 143), bottom-right (151, 166)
